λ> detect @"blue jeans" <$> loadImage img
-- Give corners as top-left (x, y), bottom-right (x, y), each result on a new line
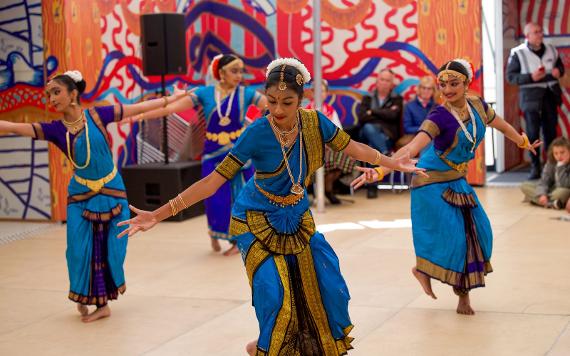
top-left (359, 123), bottom-right (393, 154)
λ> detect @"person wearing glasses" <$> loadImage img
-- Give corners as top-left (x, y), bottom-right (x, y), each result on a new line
top-left (396, 76), bottom-right (437, 149)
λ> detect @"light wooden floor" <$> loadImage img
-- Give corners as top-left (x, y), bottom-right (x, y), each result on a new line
top-left (0, 187), bottom-right (569, 356)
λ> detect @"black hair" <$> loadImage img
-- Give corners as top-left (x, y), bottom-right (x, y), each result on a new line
top-left (265, 64), bottom-right (305, 99)
top-left (438, 61), bottom-right (470, 81)
top-left (50, 74), bottom-right (87, 104)
top-left (218, 54), bottom-right (239, 71)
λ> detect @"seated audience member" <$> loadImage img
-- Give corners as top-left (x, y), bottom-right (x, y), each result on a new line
top-left (357, 68), bottom-right (403, 198)
top-left (396, 76), bottom-right (436, 149)
top-left (521, 137), bottom-right (570, 212)
top-left (307, 80), bottom-right (356, 204)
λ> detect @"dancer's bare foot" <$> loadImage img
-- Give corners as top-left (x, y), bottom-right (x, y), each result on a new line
top-left (211, 238), bottom-right (222, 252)
top-left (223, 244), bottom-right (240, 256)
top-left (81, 305), bottom-right (111, 323)
top-left (412, 267), bottom-right (437, 299)
top-left (76, 303), bottom-right (88, 317)
top-left (245, 339), bottom-right (258, 356)
top-left (456, 293), bottom-right (475, 315)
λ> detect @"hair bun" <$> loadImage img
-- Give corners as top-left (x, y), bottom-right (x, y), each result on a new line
top-left (75, 80), bottom-right (87, 94)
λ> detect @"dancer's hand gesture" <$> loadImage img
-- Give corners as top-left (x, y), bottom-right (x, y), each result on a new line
top-left (350, 166), bottom-right (378, 190)
top-left (394, 152), bottom-right (427, 176)
top-left (117, 205), bottom-right (158, 238)
top-left (519, 133), bottom-right (541, 156)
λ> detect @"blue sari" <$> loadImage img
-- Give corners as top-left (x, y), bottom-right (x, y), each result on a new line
top-left (215, 109), bottom-right (354, 355)
top-left (411, 97), bottom-right (496, 293)
top-left (33, 106), bottom-right (129, 305)
top-left (192, 85), bottom-right (260, 240)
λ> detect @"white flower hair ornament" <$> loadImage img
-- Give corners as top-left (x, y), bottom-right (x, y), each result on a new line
top-left (452, 58), bottom-right (474, 82)
top-left (64, 70), bottom-right (84, 83)
top-left (266, 58), bottom-right (311, 89)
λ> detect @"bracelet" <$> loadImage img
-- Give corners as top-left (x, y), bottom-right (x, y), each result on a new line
top-left (373, 150), bottom-right (382, 165)
top-left (168, 199), bottom-right (178, 216)
top-left (518, 133), bottom-right (530, 148)
top-left (176, 194), bottom-right (188, 210)
top-left (162, 96), bottom-right (168, 108)
top-left (374, 167), bottom-right (385, 181)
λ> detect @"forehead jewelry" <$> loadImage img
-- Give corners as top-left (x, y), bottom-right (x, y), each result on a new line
top-left (278, 65), bottom-right (287, 91)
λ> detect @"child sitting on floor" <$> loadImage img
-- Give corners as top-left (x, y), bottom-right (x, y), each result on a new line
top-left (521, 137), bottom-right (570, 212)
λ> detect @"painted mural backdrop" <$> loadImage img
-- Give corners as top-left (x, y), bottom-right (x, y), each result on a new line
top-left (1, 0), bottom-right (485, 220)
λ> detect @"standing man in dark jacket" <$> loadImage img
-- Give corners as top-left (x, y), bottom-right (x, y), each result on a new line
top-left (358, 68), bottom-right (403, 198)
top-left (507, 22), bottom-right (565, 179)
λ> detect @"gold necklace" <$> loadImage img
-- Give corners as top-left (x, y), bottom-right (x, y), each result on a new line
top-left (270, 117), bottom-right (298, 147)
top-left (62, 112), bottom-right (85, 134)
top-left (269, 113), bottom-right (304, 195)
top-left (66, 113), bottom-right (91, 169)
top-left (215, 85), bottom-right (236, 127)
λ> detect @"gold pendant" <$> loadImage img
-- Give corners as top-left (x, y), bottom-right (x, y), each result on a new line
top-left (290, 183), bottom-right (304, 195)
top-left (219, 116), bottom-right (231, 126)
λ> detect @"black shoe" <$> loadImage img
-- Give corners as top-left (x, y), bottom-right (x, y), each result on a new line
top-left (367, 186), bottom-right (378, 199)
top-left (528, 167), bottom-right (540, 180)
top-left (325, 192), bottom-right (341, 205)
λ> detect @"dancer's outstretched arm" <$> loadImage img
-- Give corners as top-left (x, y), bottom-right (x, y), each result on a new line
top-left (118, 88), bottom-right (193, 124)
top-left (0, 121), bottom-right (35, 138)
top-left (117, 171), bottom-right (227, 238)
top-left (488, 114), bottom-right (540, 153)
top-left (342, 139), bottom-right (427, 176)
top-left (351, 132), bottom-right (432, 189)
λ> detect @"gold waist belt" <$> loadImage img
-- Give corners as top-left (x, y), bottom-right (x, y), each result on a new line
top-left (74, 166), bottom-right (117, 192)
top-left (205, 128), bottom-right (244, 146)
top-left (254, 180), bottom-right (304, 207)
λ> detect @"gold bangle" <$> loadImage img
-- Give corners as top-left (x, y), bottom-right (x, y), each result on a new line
top-left (168, 199), bottom-right (178, 216)
top-left (518, 133), bottom-right (529, 148)
top-left (373, 150), bottom-right (382, 165)
top-left (374, 167), bottom-right (385, 181)
top-left (162, 96), bottom-right (168, 108)
top-left (177, 194), bottom-right (188, 209)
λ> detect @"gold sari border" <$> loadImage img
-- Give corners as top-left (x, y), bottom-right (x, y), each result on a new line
top-left (81, 203), bottom-right (123, 222)
top-left (297, 246), bottom-right (339, 353)
top-left (246, 210), bottom-right (315, 255)
top-left (442, 188), bottom-right (478, 208)
top-left (245, 240), bottom-right (271, 288)
top-left (418, 119), bottom-right (440, 139)
top-left (268, 255), bottom-right (293, 353)
top-left (416, 256), bottom-right (493, 290)
top-left (326, 128), bottom-right (351, 152)
top-left (215, 153), bottom-right (245, 180)
top-left (88, 108), bottom-right (111, 147)
top-left (67, 187), bottom-right (127, 204)
top-left (299, 109), bottom-right (324, 187)
top-left (411, 170), bottom-right (466, 188)
top-left (68, 284), bottom-right (126, 306)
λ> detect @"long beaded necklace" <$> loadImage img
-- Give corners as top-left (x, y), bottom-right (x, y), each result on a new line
top-left (269, 113), bottom-right (304, 195)
top-left (65, 112), bottom-right (91, 169)
top-left (446, 101), bottom-right (477, 152)
top-left (215, 85), bottom-right (236, 127)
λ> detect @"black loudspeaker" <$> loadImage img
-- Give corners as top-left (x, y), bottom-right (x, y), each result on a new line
top-left (140, 13), bottom-right (186, 76)
top-left (121, 161), bottom-right (204, 222)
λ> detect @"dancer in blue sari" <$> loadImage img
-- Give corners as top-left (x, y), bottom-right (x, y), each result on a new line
top-left (0, 71), bottom-right (188, 322)
top-left (119, 58), bottom-right (425, 355)
top-left (138, 54), bottom-right (267, 255)
top-left (352, 59), bottom-right (540, 315)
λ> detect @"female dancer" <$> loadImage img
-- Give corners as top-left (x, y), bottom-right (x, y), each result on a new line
top-left (136, 54), bottom-right (267, 255)
top-left (0, 70), bottom-right (187, 322)
top-left (306, 79), bottom-right (356, 204)
top-left (352, 59), bottom-right (540, 315)
top-left (118, 58), bottom-right (425, 355)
